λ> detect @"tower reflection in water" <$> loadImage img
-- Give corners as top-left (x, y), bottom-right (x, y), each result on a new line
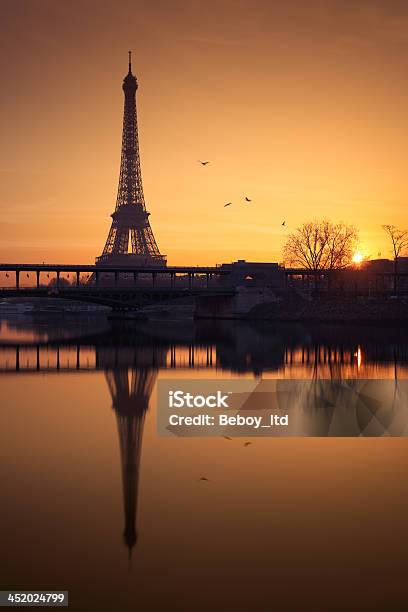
top-left (100, 339), bottom-right (167, 559)
top-left (106, 367), bottom-right (156, 557)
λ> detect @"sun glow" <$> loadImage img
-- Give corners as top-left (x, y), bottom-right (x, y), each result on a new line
top-left (352, 252), bottom-right (363, 265)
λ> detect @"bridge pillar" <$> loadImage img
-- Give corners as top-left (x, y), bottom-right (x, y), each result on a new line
top-left (36, 270), bottom-right (40, 288)
top-left (188, 273), bottom-right (192, 289)
top-left (133, 272), bottom-right (138, 286)
top-left (96, 271), bottom-right (100, 287)
top-left (76, 271), bottom-right (80, 286)
top-left (206, 273), bottom-right (210, 288)
top-left (56, 271), bottom-right (60, 288)
top-left (16, 270), bottom-right (20, 289)
top-left (115, 271), bottom-right (119, 287)
top-left (171, 273), bottom-right (175, 288)
top-left (188, 345), bottom-right (194, 367)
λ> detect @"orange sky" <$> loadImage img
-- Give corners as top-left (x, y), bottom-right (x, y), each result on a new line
top-left (1, 0), bottom-right (408, 266)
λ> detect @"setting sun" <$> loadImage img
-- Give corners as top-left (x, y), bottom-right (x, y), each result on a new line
top-left (352, 252), bottom-right (363, 265)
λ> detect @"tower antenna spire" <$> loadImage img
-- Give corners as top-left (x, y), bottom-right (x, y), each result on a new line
top-left (128, 50), bottom-right (132, 73)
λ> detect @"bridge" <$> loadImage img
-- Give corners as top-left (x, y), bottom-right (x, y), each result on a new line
top-left (2, 261), bottom-right (408, 316)
top-left (0, 263), bottom-right (234, 311)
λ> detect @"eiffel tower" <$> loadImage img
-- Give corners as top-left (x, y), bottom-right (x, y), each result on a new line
top-left (97, 52), bottom-right (166, 267)
top-left (105, 367), bottom-right (157, 557)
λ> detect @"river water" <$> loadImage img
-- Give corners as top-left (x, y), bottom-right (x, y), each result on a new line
top-left (0, 316), bottom-right (407, 611)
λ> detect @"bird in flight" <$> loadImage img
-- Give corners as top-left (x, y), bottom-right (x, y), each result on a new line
top-left (198, 160), bottom-right (210, 165)
top-left (243, 442), bottom-right (252, 447)
top-left (244, 196), bottom-right (251, 202)
top-left (282, 221), bottom-right (286, 226)
top-left (224, 202), bottom-right (232, 207)
top-left (199, 476), bottom-right (210, 481)
top-left (223, 436), bottom-right (232, 440)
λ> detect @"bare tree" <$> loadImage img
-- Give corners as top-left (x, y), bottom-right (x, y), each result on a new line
top-left (283, 220), bottom-right (358, 271)
top-left (382, 224), bottom-right (408, 293)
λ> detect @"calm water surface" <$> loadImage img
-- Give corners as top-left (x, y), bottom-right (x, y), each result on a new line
top-left (1, 316), bottom-right (408, 611)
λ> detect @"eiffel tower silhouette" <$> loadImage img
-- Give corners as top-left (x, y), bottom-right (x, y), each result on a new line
top-left (97, 52), bottom-right (166, 267)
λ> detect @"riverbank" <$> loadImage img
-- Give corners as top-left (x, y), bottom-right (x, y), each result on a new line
top-left (248, 295), bottom-right (408, 323)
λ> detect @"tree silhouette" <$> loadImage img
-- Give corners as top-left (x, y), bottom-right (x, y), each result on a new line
top-left (382, 224), bottom-right (408, 294)
top-left (283, 220), bottom-right (358, 271)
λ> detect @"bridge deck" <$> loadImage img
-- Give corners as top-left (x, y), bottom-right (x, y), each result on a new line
top-left (0, 263), bottom-right (230, 274)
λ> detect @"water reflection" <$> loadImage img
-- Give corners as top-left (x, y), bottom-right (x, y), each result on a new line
top-left (0, 315), bottom-right (109, 344)
top-left (1, 317), bottom-right (408, 611)
top-left (106, 367), bottom-right (158, 558)
top-left (1, 319), bottom-right (408, 378)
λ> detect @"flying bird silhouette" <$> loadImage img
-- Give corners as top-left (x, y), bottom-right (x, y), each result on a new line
top-left (282, 221), bottom-right (286, 226)
top-left (245, 196), bottom-right (251, 202)
top-left (223, 436), bottom-right (232, 440)
top-left (199, 476), bottom-right (210, 481)
top-left (224, 202), bottom-right (232, 207)
top-left (198, 160), bottom-right (210, 165)
top-left (243, 442), bottom-right (252, 447)
top-left (5, 273), bottom-right (9, 278)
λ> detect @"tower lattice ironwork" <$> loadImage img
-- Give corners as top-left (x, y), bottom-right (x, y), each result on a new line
top-left (97, 52), bottom-right (166, 266)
